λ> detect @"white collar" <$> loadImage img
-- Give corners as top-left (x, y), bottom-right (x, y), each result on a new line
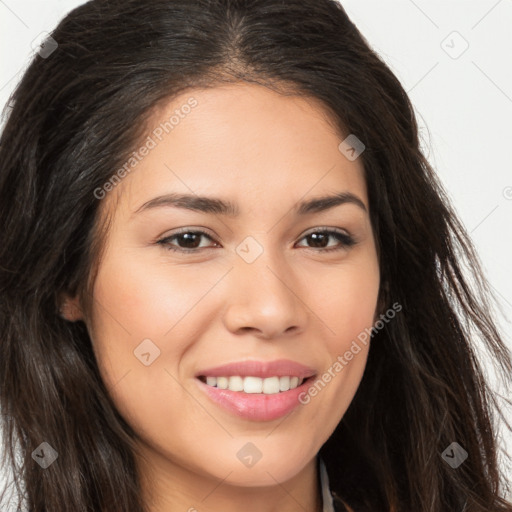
top-left (319, 457), bottom-right (336, 512)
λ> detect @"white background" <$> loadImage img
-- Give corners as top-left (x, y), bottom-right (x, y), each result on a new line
top-left (1, 0), bottom-right (511, 504)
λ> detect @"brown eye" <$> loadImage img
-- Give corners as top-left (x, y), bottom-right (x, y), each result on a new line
top-left (296, 229), bottom-right (356, 252)
top-left (157, 230), bottom-right (218, 252)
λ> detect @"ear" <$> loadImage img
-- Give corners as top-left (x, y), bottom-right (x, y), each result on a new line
top-left (58, 292), bottom-right (84, 322)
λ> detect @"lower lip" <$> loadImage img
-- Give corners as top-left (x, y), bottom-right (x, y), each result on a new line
top-left (196, 377), bottom-right (315, 421)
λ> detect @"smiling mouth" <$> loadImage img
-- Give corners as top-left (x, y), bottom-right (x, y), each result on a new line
top-left (197, 375), bottom-right (315, 394)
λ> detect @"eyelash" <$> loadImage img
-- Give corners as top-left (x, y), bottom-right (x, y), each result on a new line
top-left (156, 228), bottom-right (356, 254)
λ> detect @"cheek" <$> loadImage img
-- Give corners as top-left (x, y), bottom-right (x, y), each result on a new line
top-left (92, 253), bottom-right (217, 332)
top-left (310, 257), bottom-right (380, 346)
top-left (90, 247), bottom-right (229, 346)
top-left (87, 248), bottom-right (235, 406)
top-left (303, 254), bottom-right (379, 407)
top-left (86, 253), bottom-right (217, 434)
top-left (289, 257), bottom-right (379, 450)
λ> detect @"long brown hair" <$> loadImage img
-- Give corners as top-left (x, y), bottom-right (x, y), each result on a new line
top-left (1, 1), bottom-right (511, 510)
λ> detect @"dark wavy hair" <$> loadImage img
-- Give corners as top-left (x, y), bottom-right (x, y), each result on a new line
top-left (1, 0), bottom-right (511, 511)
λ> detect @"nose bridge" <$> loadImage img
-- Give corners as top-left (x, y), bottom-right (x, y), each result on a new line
top-left (223, 234), bottom-right (307, 337)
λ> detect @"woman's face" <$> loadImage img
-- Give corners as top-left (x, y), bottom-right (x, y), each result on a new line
top-left (67, 83), bottom-right (379, 498)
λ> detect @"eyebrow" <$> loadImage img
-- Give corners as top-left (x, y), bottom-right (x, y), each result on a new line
top-left (133, 191), bottom-right (367, 217)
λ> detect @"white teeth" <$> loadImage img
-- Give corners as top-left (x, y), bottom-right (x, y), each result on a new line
top-left (201, 375), bottom-right (306, 394)
top-left (279, 376), bottom-right (290, 391)
top-left (228, 376), bottom-right (244, 391)
top-left (216, 376), bottom-right (229, 389)
top-left (244, 376), bottom-right (263, 393)
top-left (262, 376), bottom-right (280, 394)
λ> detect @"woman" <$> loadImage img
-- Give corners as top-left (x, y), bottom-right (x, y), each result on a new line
top-left (0, 1), bottom-right (511, 511)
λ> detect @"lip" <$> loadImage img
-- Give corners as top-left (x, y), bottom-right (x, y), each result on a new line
top-left (195, 375), bottom-right (316, 421)
top-left (194, 359), bottom-right (317, 379)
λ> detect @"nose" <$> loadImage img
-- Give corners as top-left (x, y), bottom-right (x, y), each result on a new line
top-left (222, 242), bottom-right (309, 340)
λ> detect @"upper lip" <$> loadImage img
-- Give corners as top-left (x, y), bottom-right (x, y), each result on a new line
top-left (195, 359), bottom-right (317, 379)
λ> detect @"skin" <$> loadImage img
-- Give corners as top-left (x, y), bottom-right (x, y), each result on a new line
top-left (61, 82), bottom-right (380, 512)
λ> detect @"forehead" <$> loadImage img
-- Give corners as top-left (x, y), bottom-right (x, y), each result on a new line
top-left (105, 82), bottom-right (368, 219)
